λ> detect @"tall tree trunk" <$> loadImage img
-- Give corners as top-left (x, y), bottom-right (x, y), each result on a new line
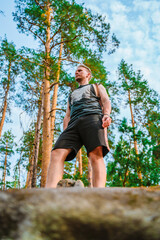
top-left (88, 158), bottom-right (92, 187)
top-left (41, 5), bottom-right (51, 187)
top-left (125, 77), bottom-right (142, 181)
top-left (123, 141), bottom-right (131, 187)
top-left (74, 157), bottom-right (78, 175)
top-left (25, 93), bottom-right (43, 188)
top-left (0, 62), bottom-right (11, 138)
top-left (25, 156), bottom-right (32, 188)
top-left (49, 39), bottom-right (63, 151)
top-left (123, 165), bottom-right (129, 187)
top-left (32, 90), bottom-right (44, 187)
top-left (25, 172), bottom-right (30, 188)
top-left (18, 159), bottom-right (21, 189)
top-left (3, 142), bottom-right (8, 190)
top-left (77, 149), bottom-right (82, 176)
top-left (74, 149), bottom-right (83, 177)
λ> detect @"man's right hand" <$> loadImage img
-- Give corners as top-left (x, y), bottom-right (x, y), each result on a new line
top-left (102, 115), bottom-right (111, 128)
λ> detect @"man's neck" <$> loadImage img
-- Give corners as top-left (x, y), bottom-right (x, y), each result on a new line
top-left (78, 79), bottom-right (89, 86)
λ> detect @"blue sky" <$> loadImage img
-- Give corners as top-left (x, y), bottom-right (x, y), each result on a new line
top-left (76, 0), bottom-right (160, 93)
top-left (0, 0), bottom-right (160, 93)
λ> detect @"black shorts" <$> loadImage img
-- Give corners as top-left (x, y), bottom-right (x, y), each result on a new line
top-left (52, 114), bottom-right (110, 161)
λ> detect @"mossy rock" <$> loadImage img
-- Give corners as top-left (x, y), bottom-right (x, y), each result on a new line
top-left (0, 187), bottom-right (160, 240)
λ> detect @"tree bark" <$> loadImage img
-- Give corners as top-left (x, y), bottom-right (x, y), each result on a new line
top-left (49, 38), bottom-right (63, 151)
top-left (41, 4), bottom-right (51, 187)
top-left (88, 158), bottom-right (92, 187)
top-left (125, 77), bottom-right (142, 181)
top-left (25, 156), bottom-right (32, 189)
top-left (2, 142), bottom-right (8, 190)
top-left (32, 90), bottom-right (44, 187)
top-left (74, 157), bottom-right (78, 175)
top-left (123, 166), bottom-right (129, 187)
top-left (18, 159), bottom-right (21, 189)
top-left (77, 149), bottom-right (83, 176)
top-left (25, 88), bottom-right (43, 189)
top-left (0, 62), bottom-right (11, 138)
top-left (74, 149), bottom-right (83, 177)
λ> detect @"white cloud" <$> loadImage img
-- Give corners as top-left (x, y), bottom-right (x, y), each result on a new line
top-left (133, 0), bottom-right (160, 11)
top-left (88, 0), bottom-right (100, 3)
top-left (87, 4), bottom-right (102, 13)
top-left (116, 44), bottom-right (133, 59)
top-left (133, 0), bottom-right (151, 10)
top-left (134, 61), bottom-right (151, 77)
top-left (110, 1), bottom-right (129, 13)
top-left (134, 49), bottom-right (147, 59)
top-left (132, 30), bottom-right (145, 45)
top-left (110, 12), bottom-right (130, 32)
top-left (151, 11), bottom-right (160, 24)
top-left (152, 25), bottom-right (160, 41)
top-left (136, 15), bottom-right (149, 33)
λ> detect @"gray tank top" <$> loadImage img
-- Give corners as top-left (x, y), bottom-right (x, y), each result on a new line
top-left (68, 84), bottom-right (102, 125)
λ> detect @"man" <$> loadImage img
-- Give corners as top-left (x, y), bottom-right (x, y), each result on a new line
top-left (46, 64), bottom-right (111, 188)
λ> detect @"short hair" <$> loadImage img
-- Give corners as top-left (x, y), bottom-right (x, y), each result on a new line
top-left (76, 64), bottom-right (92, 80)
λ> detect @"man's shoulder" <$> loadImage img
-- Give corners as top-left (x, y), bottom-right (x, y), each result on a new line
top-left (92, 83), bottom-right (102, 97)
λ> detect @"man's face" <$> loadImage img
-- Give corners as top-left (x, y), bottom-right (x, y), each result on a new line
top-left (75, 67), bottom-right (90, 82)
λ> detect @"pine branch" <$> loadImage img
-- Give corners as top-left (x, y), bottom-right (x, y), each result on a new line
top-left (49, 81), bottom-right (59, 90)
top-left (34, 77), bottom-right (41, 90)
top-left (61, 58), bottom-right (81, 64)
top-left (50, 27), bottom-right (62, 41)
top-left (18, 55), bottom-right (44, 67)
top-left (25, 80), bottom-right (38, 94)
top-left (23, 16), bottom-right (44, 30)
top-left (49, 108), bottom-right (66, 113)
top-left (63, 171), bottom-right (72, 176)
top-left (17, 17), bottom-right (45, 45)
top-left (34, 0), bottom-right (44, 10)
top-left (51, 35), bottom-right (82, 50)
top-left (28, 26), bottom-right (45, 45)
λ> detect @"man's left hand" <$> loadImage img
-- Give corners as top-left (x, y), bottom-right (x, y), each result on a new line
top-left (102, 115), bottom-right (111, 128)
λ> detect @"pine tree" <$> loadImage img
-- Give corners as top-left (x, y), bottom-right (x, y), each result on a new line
top-left (0, 38), bottom-right (19, 138)
top-left (118, 60), bottom-right (149, 181)
top-left (109, 60), bottom-right (160, 186)
top-left (107, 118), bottom-right (142, 187)
top-left (16, 49), bottom-right (45, 188)
top-left (16, 124), bottom-right (43, 188)
top-left (0, 130), bottom-right (15, 189)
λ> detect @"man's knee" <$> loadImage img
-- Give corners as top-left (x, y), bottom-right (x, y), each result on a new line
top-left (51, 148), bottom-right (72, 161)
top-left (88, 146), bottom-right (103, 163)
top-left (51, 148), bottom-right (62, 156)
top-left (88, 146), bottom-right (103, 159)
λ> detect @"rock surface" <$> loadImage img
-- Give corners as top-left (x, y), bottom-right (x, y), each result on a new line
top-left (0, 187), bottom-right (160, 240)
top-left (57, 179), bottom-right (84, 188)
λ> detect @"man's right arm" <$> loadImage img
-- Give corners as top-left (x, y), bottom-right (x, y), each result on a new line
top-left (63, 101), bottom-right (71, 130)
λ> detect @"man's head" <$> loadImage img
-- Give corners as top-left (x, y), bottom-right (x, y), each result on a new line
top-left (75, 64), bottom-right (92, 83)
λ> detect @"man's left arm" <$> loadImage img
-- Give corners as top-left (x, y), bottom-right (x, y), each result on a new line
top-left (98, 84), bottom-right (111, 128)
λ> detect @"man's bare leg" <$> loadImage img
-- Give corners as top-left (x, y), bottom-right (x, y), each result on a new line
top-left (88, 146), bottom-right (106, 187)
top-left (45, 148), bottom-right (72, 188)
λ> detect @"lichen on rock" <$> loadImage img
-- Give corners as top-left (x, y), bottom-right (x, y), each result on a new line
top-left (57, 179), bottom-right (84, 188)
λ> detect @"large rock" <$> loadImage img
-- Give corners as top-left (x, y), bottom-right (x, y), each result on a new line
top-left (57, 179), bottom-right (84, 188)
top-left (0, 187), bottom-right (160, 240)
